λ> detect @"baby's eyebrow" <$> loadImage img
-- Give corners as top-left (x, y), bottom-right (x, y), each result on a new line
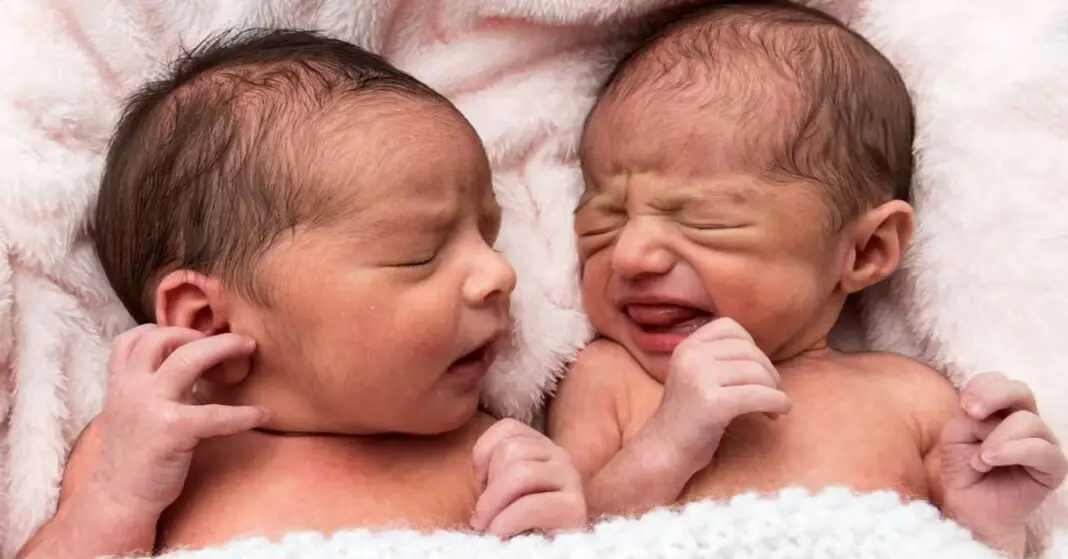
top-left (575, 176), bottom-right (631, 214)
top-left (649, 181), bottom-right (755, 213)
top-left (575, 190), bottom-right (626, 215)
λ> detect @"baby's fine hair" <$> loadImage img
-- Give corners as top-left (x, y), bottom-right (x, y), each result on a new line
top-left (593, 0), bottom-right (914, 224)
top-left (93, 29), bottom-right (450, 324)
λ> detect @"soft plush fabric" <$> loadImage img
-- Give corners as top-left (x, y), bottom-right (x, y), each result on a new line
top-left (144, 488), bottom-right (1002, 559)
top-left (1, 0), bottom-right (1066, 556)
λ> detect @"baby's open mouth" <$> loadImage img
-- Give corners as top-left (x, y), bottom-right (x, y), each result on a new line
top-left (625, 304), bottom-right (714, 335)
top-left (452, 344), bottom-right (488, 368)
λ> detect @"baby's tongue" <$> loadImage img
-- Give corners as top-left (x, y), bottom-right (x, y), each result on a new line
top-left (626, 304), bottom-right (711, 333)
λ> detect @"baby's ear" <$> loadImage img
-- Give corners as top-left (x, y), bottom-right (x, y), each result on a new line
top-left (154, 270), bottom-right (231, 335)
top-left (838, 199), bottom-right (914, 294)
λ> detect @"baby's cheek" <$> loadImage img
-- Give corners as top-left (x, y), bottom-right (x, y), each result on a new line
top-left (579, 261), bottom-right (615, 327)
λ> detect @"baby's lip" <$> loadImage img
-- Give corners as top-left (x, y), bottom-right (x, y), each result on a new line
top-left (616, 292), bottom-right (711, 312)
top-left (625, 304), bottom-right (709, 327)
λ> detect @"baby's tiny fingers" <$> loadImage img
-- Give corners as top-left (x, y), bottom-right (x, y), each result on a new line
top-left (982, 438), bottom-right (1068, 489)
top-left (129, 327), bottom-right (206, 374)
top-left (486, 437), bottom-right (557, 491)
top-left (108, 324), bottom-right (158, 375)
top-left (961, 373), bottom-right (1036, 419)
top-left (721, 385), bottom-right (791, 419)
top-left (186, 404), bottom-right (270, 440)
top-left (483, 491), bottom-right (586, 539)
top-left (688, 318), bottom-right (754, 344)
top-left (472, 419), bottom-right (540, 487)
top-left (472, 461), bottom-right (564, 531)
top-left (159, 334), bottom-right (256, 398)
top-left (980, 411), bottom-right (1056, 454)
top-left (707, 340), bottom-right (779, 384)
top-left (711, 361), bottom-right (779, 390)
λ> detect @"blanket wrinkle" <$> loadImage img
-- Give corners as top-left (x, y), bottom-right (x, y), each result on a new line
top-left (1, 0), bottom-right (1066, 556)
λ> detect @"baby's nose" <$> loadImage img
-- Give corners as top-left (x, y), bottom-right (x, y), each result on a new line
top-left (466, 244), bottom-right (517, 304)
top-left (611, 221), bottom-right (675, 278)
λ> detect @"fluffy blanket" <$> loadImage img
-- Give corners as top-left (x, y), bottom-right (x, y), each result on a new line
top-left (2, 0), bottom-right (1067, 557)
top-left (146, 489), bottom-right (1005, 559)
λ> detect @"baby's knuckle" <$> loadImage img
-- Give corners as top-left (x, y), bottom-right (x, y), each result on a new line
top-left (510, 461), bottom-right (540, 484)
top-left (157, 405), bottom-right (187, 431)
top-left (716, 317), bottom-right (744, 334)
top-left (1014, 409), bottom-right (1041, 424)
top-left (1009, 379), bottom-right (1033, 396)
top-left (558, 490), bottom-right (586, 514)
top-left (498, 438), bottom-right (528, 460)
top-left (166, 349), bottom-right (199, 373)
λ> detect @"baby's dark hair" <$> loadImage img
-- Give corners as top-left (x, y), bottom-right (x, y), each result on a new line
top-left (590, 0), bottom-right (914, 224)
top-left (92, 28), bottom-right (450, 324)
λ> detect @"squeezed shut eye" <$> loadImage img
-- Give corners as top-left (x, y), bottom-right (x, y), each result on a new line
top-left (575, 213), bottom-right (625, 258)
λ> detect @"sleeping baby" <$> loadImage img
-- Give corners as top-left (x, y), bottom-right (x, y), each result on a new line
top-left (17, 29), bottom-right (585, 557)
top-left (548, 2), bottom-right (1066, 557)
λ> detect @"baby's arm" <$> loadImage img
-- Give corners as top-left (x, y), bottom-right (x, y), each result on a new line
top-left (548, 340), bottom-right (686, 517)
top-left (16, 420), bottom-right (158, 558)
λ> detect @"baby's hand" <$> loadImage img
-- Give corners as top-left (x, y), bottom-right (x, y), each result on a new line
top-left (652, 318), bottom-right (791, 471)
top-left (88, 325), bottom-right (269, 518)
top-left (471, 419), bottom-right (586, 538)
top-left (939, 372), bottom-right (1067, 551)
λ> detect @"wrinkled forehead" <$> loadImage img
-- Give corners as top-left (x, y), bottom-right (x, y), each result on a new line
top-left (581, 63), bottom-right (802, 184)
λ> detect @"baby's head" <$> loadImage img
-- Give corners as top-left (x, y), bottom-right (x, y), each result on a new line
top-left (93, 30), bottom-right (515, 435)
top-left (577, 2), bottom-right (914, 378)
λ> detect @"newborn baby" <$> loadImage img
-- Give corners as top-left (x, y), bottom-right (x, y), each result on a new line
top-left (18, 30), bottom-right (584, 557)
top-left (548, 2), bottom-right (1066, 557)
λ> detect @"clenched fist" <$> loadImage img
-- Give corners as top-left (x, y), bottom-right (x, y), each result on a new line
top-left (650, 317), bottom-right (791, 473)
top-left (939, 372), bottom-right (1067, 555)
top-left (471, 419), bottom-right (587, 538)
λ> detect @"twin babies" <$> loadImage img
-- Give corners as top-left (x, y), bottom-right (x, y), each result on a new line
top-left (18, 3), bottom-right (1066, 558)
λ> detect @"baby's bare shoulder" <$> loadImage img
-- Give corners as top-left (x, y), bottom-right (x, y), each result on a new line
top-left (846, 351), bottom-right (957, 399)
top-left (552, 339), bottom-right (644, 408)
top-left (548, 339), bottom-right (647, 473)
top-left (841, 352), bottom-right (960, 444)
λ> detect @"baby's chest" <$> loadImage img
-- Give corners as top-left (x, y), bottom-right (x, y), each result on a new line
top-left (679, 414), bottom-right (927, 503)
top-left (159, 447), bottom-right (477, 551)
top-left (628, 382), bottom-right (930, 504)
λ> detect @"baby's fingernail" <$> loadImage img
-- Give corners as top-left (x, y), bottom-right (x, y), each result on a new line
top-left (981, 450), bottom-right (999, 465)
top-left (971, 454), bottom-right (991, 472)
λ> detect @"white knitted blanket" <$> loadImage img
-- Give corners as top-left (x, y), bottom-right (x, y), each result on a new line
top-left (145, 489), bottom-right (1010, 559)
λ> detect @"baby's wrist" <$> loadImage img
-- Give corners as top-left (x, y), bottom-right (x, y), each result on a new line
top-left (970, 523), bottom-right (1027, 558)
top-left (635, 419), bottom-right (707, 480)
top-left (75, 480), bottom-right (164, 534)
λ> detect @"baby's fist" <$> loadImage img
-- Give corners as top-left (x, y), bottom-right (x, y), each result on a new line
top-left (471, 419), bottom-right (586, 538)
top-left (657, 318), bottom-right (789, 469)
top-left (940, 372), bottom-right (1067, 548)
